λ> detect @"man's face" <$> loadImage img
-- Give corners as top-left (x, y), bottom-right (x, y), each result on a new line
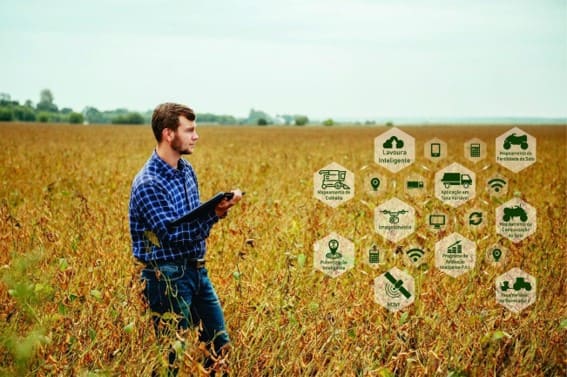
top-left (171, 116), bottom-right (199, 155)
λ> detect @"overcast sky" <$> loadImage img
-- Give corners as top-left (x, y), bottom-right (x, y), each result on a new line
top-left (1, 0), bottom-right (566, 119)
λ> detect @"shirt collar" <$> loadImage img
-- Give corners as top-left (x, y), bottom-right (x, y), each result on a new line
top-left (150, 150), bottom-right (187, 178)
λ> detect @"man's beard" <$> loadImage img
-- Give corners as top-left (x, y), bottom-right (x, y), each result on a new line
top-left (171, 133), bottom-right (192, 155)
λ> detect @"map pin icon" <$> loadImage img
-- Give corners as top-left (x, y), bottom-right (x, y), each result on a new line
top-left (370, 177), bottom-right (381, 191)
top-left (492, 248), bottom-right (502, 262)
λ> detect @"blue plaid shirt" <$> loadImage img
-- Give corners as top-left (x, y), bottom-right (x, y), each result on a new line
top-left (129, 151), bottom-right (219, 262)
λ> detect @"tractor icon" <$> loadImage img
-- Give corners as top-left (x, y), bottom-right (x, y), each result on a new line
top-left (500, 277), bottom-right (532, 292)
top-left (503, 206), bottom-right (528, 222)
top-left (319, 170), bottom-right (350, 190)
top-left (381, 209), bottom-right (408, 224)
top-left (503, 133), bottom-right (528, 150)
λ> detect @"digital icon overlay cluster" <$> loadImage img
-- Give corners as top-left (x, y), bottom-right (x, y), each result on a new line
top-left (313, 127), bottom-right (537, 313)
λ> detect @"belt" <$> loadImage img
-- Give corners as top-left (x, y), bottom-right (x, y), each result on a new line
top-left (141, 258), bottom-right (206, 269)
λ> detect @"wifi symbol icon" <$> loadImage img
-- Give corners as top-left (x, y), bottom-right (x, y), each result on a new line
top-left (406, 248), bottom-right (425, 266)
top-left (488, 177), bottom-right (507, 195)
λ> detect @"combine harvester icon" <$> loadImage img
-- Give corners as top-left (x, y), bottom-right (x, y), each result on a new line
top-left (319, 169), bottom-right (350, 190)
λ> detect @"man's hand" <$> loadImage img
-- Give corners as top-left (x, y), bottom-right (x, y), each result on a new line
top-left (215, 189), bottom-right (243, 218)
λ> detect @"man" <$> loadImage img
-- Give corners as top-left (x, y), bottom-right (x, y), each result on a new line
top-left (129, 102), bottom-right (242, 375)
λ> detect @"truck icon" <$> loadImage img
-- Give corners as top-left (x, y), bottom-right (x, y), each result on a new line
top-left (441, 172), bottom-right (473, 188)
top-left (503, 133), bottom-right (528, 150)
top-left (319, 169), bottom-right (350, 190)
top-left (503, 206), bottom-right (528, 222)
top-left (500, 277), bottom-right (532, 292)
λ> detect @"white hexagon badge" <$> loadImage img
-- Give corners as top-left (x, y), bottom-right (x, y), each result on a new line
top-left (496, 198), bottom-right (536, 243)
top-left (428, 212), bottom-right (448, 232)
top-left (375, 198), bottom-right (415, 242)
top-left (424, 138), bottom-right (447, 162)
top-left (465, 208), bottom-right (486, 231)
top-left (495, 127), bottom-right (536, 173)
top-left (435, 162), bottom-right (476, 207)
top-left (404, 173), bottom-right (427, 198)
top-left (374, 128), bottom-right (415, 173)
top-left (374, 267), bottom-right (415, 312)
top-left (313, 233), bottom-right (355, 278)
top-left (314, 162), bottom-right (354, 207)
top-left (435, 233), bottom-right (476, 278)
top-left (496, 268), bottom-right (536, 313)
top-left (364, 172), bottom-right (388, 196)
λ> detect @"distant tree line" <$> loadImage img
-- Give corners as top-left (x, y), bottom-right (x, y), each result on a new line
top-left (0, 90), bottom-right (314, 126)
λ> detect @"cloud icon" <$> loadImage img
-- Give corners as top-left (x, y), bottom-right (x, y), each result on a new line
top-left (383, 136), bottom-right (404, 149)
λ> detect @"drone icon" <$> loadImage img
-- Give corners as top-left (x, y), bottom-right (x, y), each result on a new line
top-left (380, 209), bottom-right (409, 224)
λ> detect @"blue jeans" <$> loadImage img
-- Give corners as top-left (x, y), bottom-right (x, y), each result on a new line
top-left (141, 262), bottom-right (230, 357)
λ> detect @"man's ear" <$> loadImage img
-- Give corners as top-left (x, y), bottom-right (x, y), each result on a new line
top-left (162, 128), bottom-right (173, 143)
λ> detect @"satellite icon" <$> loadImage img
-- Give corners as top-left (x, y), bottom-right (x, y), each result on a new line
top-left (384, 271), bottom-right (412, 299)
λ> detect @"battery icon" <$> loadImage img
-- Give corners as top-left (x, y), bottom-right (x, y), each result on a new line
top-left (407, 180), bottom-right (424, 189)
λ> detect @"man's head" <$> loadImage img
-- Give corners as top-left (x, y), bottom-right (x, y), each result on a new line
top-left (151, 103), bottom-right (196, 142)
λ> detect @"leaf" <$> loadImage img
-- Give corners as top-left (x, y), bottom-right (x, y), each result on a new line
top-left (232, 271), bottom-right (241, 281)
top-left (379, 368), bottom-right (395, 377)
top-left (144, 230), bottom-right (160, 248)
top-left (90, 289), bottom-right (102, 300)
top-left (399, 312), bottom-right (409, 325)
top-left (58, 258), bottom-right (68, 271)
top-left (492, 330), bottom-right (511, 341)
top-left (560, 318), bottom-right (567, 330)
top-left (297, 253), bottom-right (306, 268)
top-left (123, 321), bottom-right (135, 334)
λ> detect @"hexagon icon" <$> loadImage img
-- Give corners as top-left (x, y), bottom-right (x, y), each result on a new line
top-left (374, 128), bottom-right (415, 173)
top-left (375, 198), bottom-right (415, 242)
top-left (424, 138), bottom-right (447, 162)
top-left (465, 138), bottom-right (487, 163)
top-left (404, 173), bottom-right (427, 198)
top-left (364, 172), bottom-right (388, 196)
top-left (486, 174), bottom-right (508, 198)
top-left (314, 162), bottom-right (354, 207)
top-left (485, 243), bottom-right (508, 266)
top-left (428, 212), bottom-right (448, 232)
top-left (496, 268), bottom-right (536, 313)
top-left (496, 198), bottom-right (536, 243)
top-left (496, 127), bottom-right (536, 173)
top-left (465, 208), bottom-right (486, 231)
top-left (365, 243), bottom-right (384, 268)
top-left (313, 233), bottom-right (355, 278)
top-left (435, 162), bottom-right (476, 207)
top-left (435, 233), bottom-right (476, 278)
top-left (374, 267), bottom-right (415, 312)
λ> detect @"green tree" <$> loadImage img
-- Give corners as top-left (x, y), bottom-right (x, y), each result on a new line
top-left (36, 89), bottom-right (58, 113)
top-left (247, 109), bottom-right (272, 125)
top-left (0, 108), bottom-right (13, 121)
top-left (83, 107), bottom-right (106, 124)
top-left (112, 112), bottom-right (144, 125)
top-left (322, 118), bottom-right (334, 126)
top-left (294, 115), bottom-right (309, 126)
top-left (68, 112), bottom-right (84, 124)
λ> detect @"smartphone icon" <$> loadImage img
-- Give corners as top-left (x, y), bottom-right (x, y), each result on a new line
top-left (431, 143), bottom-right (441, 157)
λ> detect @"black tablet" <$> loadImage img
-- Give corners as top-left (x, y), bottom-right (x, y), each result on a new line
top-left (170, 192), bottom-right (231, 226)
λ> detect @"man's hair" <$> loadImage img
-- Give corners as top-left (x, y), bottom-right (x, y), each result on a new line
top-left (151, 103), bottom-right (196, 142)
